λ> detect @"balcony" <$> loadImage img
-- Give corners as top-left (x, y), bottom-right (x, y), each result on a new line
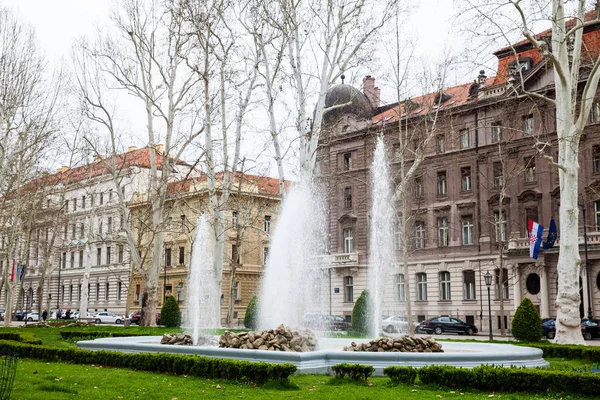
top-left (320, 252), bottom-right (359, 267)
top-left (508, 231), bottom-right (600, 251)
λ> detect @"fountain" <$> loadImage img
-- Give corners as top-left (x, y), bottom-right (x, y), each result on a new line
top-left (369, 135), bottom-right (400, 337)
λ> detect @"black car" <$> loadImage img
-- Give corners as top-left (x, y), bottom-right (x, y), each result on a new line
top-left (542, 318), bottom-right (556, 339)
top-left (303, 314), bottom-right (351, 331)
top-left (416, 316), bottom-right (478, 335)
top-left (581, 319), bottom-right (600, 340)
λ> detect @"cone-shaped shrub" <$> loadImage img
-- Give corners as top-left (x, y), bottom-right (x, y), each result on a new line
top-left (352, 290), bottom-right (373, 336)
top-left (512, 297), bottom-right (542, 341)
top-left (244, 295), bottom-right (259, 330)
top-left (160, 295), bottom-right (182, 328)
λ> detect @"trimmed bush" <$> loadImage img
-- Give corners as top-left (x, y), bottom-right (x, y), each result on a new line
top-left (0, 340), bottom-right (296, 384)
top-left (416, 364), bottom-right (600, 396)
top-left (244, 296), bottom-right (259, 330)
top-left (160, 295), bottom-right (182, 328)
top-left (512, 298), bottom-right (542, 341)
top-left (518, 342), bottom-right (600, 362)
top-left (0, 332), bottom-right (41, 345)
top-left (331, 363), bottom-right (374, 382)
top-left (383, 366), bottom-right (417, 385)
top-left (59, 331), bottom-right (150, 340)
top-left (351, 290), bottom-right (373, 336)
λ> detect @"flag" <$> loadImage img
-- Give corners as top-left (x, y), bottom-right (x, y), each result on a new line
top-left (10, 264), bottom-right (14, 281)
top-left (528, 219), bottom-right (544, 260)
top-left (19, 264), bottom-right (25, 281)
top-left (542, 218), bottom-right (557, 250)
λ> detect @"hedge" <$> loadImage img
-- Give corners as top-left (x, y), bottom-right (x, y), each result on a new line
top-left (517, 342), bottom-right (600, 362)
top-left (414, 364), bottom-right (600, 396)
top-left (331, 363), bottom-right (374, 382)
top-left (0, 340), bottom-right (296, 384)
top-left (59, 331), bottom-right (150, 340)
top-left (0, 332), bottom-right (41, 345)
top-left (383, 366), bottom-right (417, 385)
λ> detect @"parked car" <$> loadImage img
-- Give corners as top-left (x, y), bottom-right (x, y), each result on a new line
top-left (416, 316), bottom-right (478, 335)
top-left (381, 316), bottom-right (420, 333)
top-left (13, 311), bottom-right (24, 321)
top-left (128, 311), bottom-right (160, 325)
top-left (542, 318), bottom-right (556, 339)
top-left (24, 312), bottom-right (39, 322)
top-left (581, 319), bottom-right (600, 340)
top-left (303, 314), bottom-right (351, 331)
top-left (93, 312), bottom-right (123, 324)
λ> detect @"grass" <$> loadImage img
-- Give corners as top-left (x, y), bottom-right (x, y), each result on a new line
top-left (11, 358), bottom-right (597, 400)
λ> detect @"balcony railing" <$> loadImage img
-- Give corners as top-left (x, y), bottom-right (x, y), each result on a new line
top-left (508, 231), bottom-right (600, 250)
top-left (319, 252), bottom-right (359, 267)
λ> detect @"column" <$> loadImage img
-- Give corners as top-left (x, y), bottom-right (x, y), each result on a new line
top-left (540, 264), bottom-right (550, 318)
top-left (512, 264), bottom-right (521, 311)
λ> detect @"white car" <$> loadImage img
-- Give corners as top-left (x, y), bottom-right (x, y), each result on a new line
top-left (381, 316), bottom-right (420, 333)
top-left (25, 312), bottom-right (39, 322)
top-left (93, 312), bottom-right (123, 324)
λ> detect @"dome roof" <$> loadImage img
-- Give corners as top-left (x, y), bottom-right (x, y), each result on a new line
top-left (322, 84), bottom-right (373, 125)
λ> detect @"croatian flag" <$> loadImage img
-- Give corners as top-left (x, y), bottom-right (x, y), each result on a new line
top-left (528, 219), bottom-right (544, 260)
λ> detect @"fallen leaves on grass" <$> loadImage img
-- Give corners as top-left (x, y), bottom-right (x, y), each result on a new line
top-left (216, 385), bottom-right (223, 389)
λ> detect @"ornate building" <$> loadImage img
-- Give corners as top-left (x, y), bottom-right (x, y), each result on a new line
top-left (317, 15), bottom-right (600, 334)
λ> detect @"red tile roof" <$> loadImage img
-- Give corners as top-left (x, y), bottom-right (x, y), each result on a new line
top-left (165, 172), bottom-right (290, 197)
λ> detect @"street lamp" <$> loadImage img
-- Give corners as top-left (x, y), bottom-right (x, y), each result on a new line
top-left (579, 197), bottom-right (593, 320)
top-left (484, 271), bottom-right (493, 341)
top-left (176, 282), bottom-right (183, 303)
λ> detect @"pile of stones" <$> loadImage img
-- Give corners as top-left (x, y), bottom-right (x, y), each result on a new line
top-left (161, 333), bottom-right (218, 347)
top-left (344, 335), bottom-right (443, 353)
top-left (219, 324), bottom-right (317, 352)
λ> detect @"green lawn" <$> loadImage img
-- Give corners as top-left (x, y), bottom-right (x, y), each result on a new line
top-left (10, 358), bottom-right (593, 400)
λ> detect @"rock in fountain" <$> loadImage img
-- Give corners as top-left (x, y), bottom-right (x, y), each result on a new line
top-left (219, 324), bottom-right (318, 352)
top-left (344, 336), bottom-right (443, 353)
top-left (161, 333), bottom-right (218, 347)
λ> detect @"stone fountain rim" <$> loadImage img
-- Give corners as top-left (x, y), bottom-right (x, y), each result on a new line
top-left (76, 336), bottom-right (548, 375)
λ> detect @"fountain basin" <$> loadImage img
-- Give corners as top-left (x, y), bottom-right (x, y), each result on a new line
top-left (77, 336), bottom-right (548, 375)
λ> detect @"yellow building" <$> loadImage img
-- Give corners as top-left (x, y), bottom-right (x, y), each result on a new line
top-left (127, 173), bottom-right (284, 325)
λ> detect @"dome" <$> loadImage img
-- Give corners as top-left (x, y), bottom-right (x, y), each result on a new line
top-left (322, 84), bottom-right (373, 125)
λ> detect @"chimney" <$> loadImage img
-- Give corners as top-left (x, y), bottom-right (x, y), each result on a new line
top-left (362, 75), bottom-right (380, 108)
top-left (478, 70), bottom-right (487, 84)
top-left (155, 144), bottom-right (164, 154)
top-left (56, 166), bottom-right (69, 173)
top-left (128, 146), bottom-right (137, 152)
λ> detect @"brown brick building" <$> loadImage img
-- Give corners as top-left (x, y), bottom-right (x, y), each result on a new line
top-left (317, 15), bottom-right (600, 334)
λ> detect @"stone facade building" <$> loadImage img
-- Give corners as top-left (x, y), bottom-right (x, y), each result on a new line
top-left (127, 173), bottom-right (283, 325)
top-left (317, 14), bottom-right (600, 334)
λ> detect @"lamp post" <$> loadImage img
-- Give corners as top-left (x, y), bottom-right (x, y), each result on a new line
top-left (484, 271), bottom-right (493, 341)
top-left (580, 199), bottom-right (593, 320)
top-left (176, 282), bottom-right (183, 304)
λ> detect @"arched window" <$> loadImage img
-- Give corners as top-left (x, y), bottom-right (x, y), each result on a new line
top-left (526, 273), bottom-right (540, 295)
top-left (439, 271), bottom-right (451, 300)
top-left (416, 273), bottom-right (427, 301)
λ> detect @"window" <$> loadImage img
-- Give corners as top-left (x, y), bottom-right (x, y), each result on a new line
top-left (439, 271), bottom-right (451, 300)
top-left (105, 282), bottom-right (110, 301)
top-left (107, 217), bottom-right (112, 233)
top-left (96, 283), bottom-right (100, 301)
top-left (65, 199), bottom-right (69, 212)
top-left (493, 162), bottom-right (504, 187)
top-left (263, 247), bottom-right (269, 265)
top-left (343, 228), bottom-right (353, 253)
top-left (165, 248), bottom-right (172, 267)
top-left (491, 121), bottom-right (502, 142)
top-left (436, 135), bottom-right (445, 153)
top-left (106, 246), bottom-right (111, 264)
top-left (460, 129), bottom-right (470, 149)
top-left (178, 247), bottom-right (185, 265)
top-left (69, 285), bottom-right (73, 301)
top-left (61, 252), bottom-right (66, 269)
top-left (526, 273), bottom-right (541, 295)
top-left (61, 285), bottom-right (65, 302)
top-left (344, 276), bottom-right (353, 302)
top-left (396, 274), bottom-right (405, 301)
top-left (591, 102), bottom-right (599, 123)
top-left (462, 216), bottom-right (473, 245)
top-left (109, 189), bottom-right (113, 202)
top-left (416, 273), bottom-right (427, 301)
top-left (344, 187), bottom-right (352, 208)
top-left (437, 216), bottom-right (448, 247)
top-left (80, 222), bottom-right (85, 237)
top-left (593, 145), bottom-right (600, 173)
top-left (463, 270), bottom-right (476, 300)
top-left (595, 200), bottom-right (600, 231)
top-left (99, 220), bottom-right (103, 235)
top-left (82, 196), bottom-right (86, 208)
top-left (180, 215), bottom-right (186, 232)
top-left (524, 157), bottom-right (536, 182)
top-left (232, 212), bottom-right (238, 228)
top-left (96, 247), bottom-right (102, 265)
top-left (393, 220), bottom-right (401, 251)
top-left (118, 245), bottom-right (124, 263)
top-left (525, 207), bottom-right (539, 235)
top-left (415, 221), bottom-right (425, 249)
top-left (437, 171), bottom-right (447, 195)
top-left (231, 245), bottom-right (240, 264)
top-left (343, 153), bottom-right (352, 171)
top-left (523, 114), bottom-right (534, 136)
top-left (264, 216), bottom-right (271, 233)
top-left (71, 224), bottom-right (76, 239)
top-left (234, 281), bottom-right (240, 300)
top-left (461, 167), bottom-right (472, 191)
top-left (494, 210), bottom-right (507, 242)
top-left (70, 252), bottom-right (75, 268)
top-left (100, 192), bottom-right (104, 205)
top-left (118, 282), bottom-right (122, 301)
top-left (495, 268), bottom-right (509, 299)
top-left (79, 250), bottom-right (84, 268)
top-left (73, 198), bottom-right (77, 211)
top-left (135, 284), bottom-right (140, 302)
top-left (414, 176), bottom-right (424, 199)
top-left (64, 225), bottom-right (67, 240)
